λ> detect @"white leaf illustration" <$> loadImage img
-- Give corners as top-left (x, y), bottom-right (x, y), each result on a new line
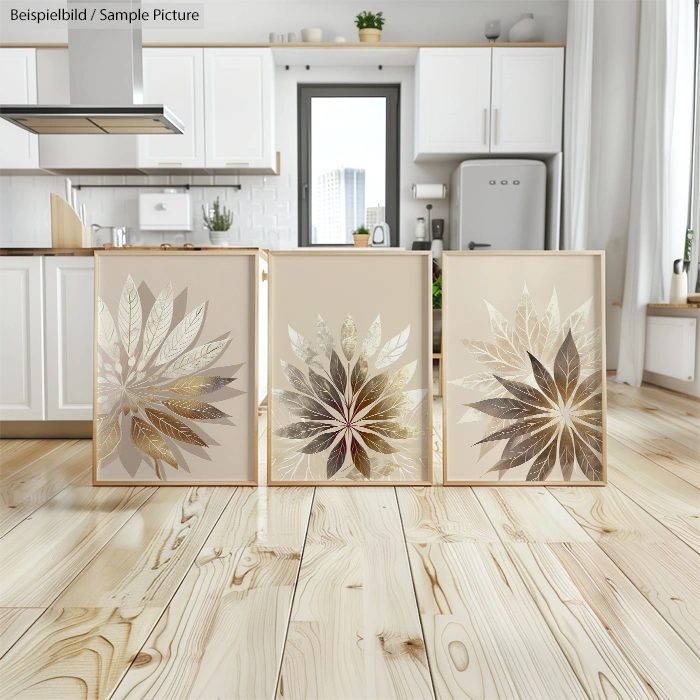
top-left (449, 372), bottom-right (502, 393)
top-left (375, 325), bottom-right (410, 370)
top-left (118, 274), bottom-right (142, 358)
top-left (155, 302), bottom-right (205, 366)
top-left (316, 315), bottom-right (336, 359)
top-left (485, 301), bottom-right (522, 357)
top-left (361, 315), bottom-right (382, 357)
top-left (458, 406), bottom-right (484, 423)
top-left (97, 297), bottom-right (121, 364)
top-left (289, 326), bottom-right (322, 368)
top-left (141, 282), bottom-right (173, 365)
top-left (560, 298), bottom-right (591, 345)
top-left (514, 285), bottom-right (539, 353)
top-left (536, 289), bottom-right (560, 362)
top-left (163, 338), bottom-right (229, 379)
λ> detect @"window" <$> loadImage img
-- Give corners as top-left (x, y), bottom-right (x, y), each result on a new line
top-left (298, 85), bottom-right (400, 246)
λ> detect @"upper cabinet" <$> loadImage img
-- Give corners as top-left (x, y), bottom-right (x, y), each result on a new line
top-left (415, 47), bottom-right (564, 160)
top-left (0, 49), bottom-right (40, 172)
top-left (491, 48), bottom-right (564, 154)
top-left (138, 48), bottom-right (205, 171)
top-left (415, 49), bottom-right (492, 159)
top-left (204, 48), bottom-right (276, 172)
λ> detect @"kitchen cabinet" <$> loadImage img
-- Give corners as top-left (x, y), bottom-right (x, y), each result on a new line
top-left (491, 48), bottom-right (564, 154)
top-left (0, 257), bottom-right (45, 420)
top-left (138, 48), bottom-right (205, 171)
top-left (414, 48), bottom-right (492, 159)
top-left (204, 48), bottom-right (276, 172)
top-left (44, 257), bottom-right (94, 420)
top-left (0, 49), bottom-right (40, 172)
top-left (414, 47), bottom-right (564, 160)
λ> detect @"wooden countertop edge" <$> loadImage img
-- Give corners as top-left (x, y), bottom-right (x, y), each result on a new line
top-left (1, 247), bottom-right (268, 256)
top-left (0, 42), bottom-right (566, 49)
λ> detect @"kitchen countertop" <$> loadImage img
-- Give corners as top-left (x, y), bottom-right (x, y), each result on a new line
top-left (1, 246), bottom-right (266, 256)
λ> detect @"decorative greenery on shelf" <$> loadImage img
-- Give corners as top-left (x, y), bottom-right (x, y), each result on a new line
top-left (202, 197), bottom-right (233, 231)
top-left (353, 225), bottom-right (371, 236)
top-left (432, 274), bottom-right (442, 309)
top-left (355, 10), bottom-right (385, 30)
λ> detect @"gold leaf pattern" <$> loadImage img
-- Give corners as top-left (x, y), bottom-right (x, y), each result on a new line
top-left (144, 408), bottom-right (207, 446)
top-left (140, 282), bottom-right (173, 365)
top-left (118, 274), bottom-right (142, 359)
top-left (375, 325), bottom-right (410, 370)
top-left (162, 399), bottom-right (229, 420)
top-left (163, 339), bottom-right (228, 379)
top-left (340, 314), bottom-right (358, 362)
top-left (274, 314), bottom-right (426, 480)
top-left (131, 416), bottom-right (178, 471)
top-left (164, 376), bottom-right (234, 396)
top-left (97, 416), bottom-right (121, 461)
top-left (155, 303), bottom-right (205, 366)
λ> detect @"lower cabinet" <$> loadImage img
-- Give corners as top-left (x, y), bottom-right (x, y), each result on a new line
top-left (44, 258), bottom-right (94, 419)
top-left (0, 257), bottom-right (45, 420)
top-left (0, 256), bottom-right (94, 421)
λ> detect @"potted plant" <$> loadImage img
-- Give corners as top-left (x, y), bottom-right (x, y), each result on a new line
top-left (352, 225), bottom-right (371, 247)
top-left (355, 11), bottom-right (385, 43)
top-left (432, 270), bottom-right (442, 353)
top-left (202, 197), bottom-right (233, 246)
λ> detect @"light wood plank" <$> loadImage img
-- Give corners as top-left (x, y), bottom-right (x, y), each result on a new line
top-left (0, 471), bottom-right (154, 607)
top-left (0, 608), bottom-right (44, 658)
top-left (546, 542), bottom-right (700, 699)
top-left (397, 486), bottom-right (498, 543)
top-left (111, 487), bottom-right (313, 700)
top-left (0, 441), bottom-right (90, 537)
top-left (607, 380), bottom-right (700, 427)
top-left (409, 542), bottom-right (587, 699)
top-left (473, 486), bottom-right (593, 543)
top-left (608, 437), bottom-right (700, 552)
top-left (0, 439), bottom-right (73, 480)
top-left (279, 487), bottom-right (434, 699)
top-left (504, 544), bottom-right (660, 699)
top-left (0, 486), bottom-right (233, 699)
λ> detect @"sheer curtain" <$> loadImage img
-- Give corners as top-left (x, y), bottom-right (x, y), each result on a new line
top-left (615, 0), bottom-right (695, 386)
top-left (562, 0), bottom-right (595, 251)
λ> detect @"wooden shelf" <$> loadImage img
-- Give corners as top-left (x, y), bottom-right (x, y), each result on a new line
top-left (648, 303), bottom-right (700, 309)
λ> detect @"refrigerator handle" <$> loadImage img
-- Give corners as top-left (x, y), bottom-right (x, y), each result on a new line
top-left (468, 242), bottom-right (492, 250)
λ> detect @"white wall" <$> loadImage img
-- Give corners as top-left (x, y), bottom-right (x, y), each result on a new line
top-left (0, 1), bottom-right (568, 44)
top-left (585, 0), bottom-right (639, 369)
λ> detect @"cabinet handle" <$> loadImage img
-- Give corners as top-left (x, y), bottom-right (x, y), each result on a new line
top-left (494, 108), bottom-right (499, 145)
top-left (158, 162), bottom-right (183, 166)
top-left (226, 162), bottom-right (250, 167)
top-left (262, 270), bottom-right (268, 282)
top-left (483, 108), bottom-right (487, 145)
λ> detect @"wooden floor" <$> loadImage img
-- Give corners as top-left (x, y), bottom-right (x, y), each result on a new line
top-left (0, 378), bottom-right (699, 699)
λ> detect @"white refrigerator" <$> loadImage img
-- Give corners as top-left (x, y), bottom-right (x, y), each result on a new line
top-left (449, 159), bottom-right (547, 250)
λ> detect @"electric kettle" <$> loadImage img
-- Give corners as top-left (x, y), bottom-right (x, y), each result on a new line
top-left (370, 222), bottom-right (390, 247)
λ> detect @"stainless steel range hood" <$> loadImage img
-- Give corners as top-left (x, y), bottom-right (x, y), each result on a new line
top-left (0, 0), bottom-right (184, 135)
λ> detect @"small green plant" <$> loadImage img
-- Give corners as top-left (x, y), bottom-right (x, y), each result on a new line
top-left (432, 274), bottom-right (442, 309)
top-left (355, 11), bottom-right (385, 30)
top-left (353, 225), bottom-right (370, 236)
top-left (202, 197), bottom-right (233, 231)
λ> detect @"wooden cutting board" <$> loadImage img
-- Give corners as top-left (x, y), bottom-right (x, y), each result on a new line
top-left (50, 193), bottom-right (91, 248)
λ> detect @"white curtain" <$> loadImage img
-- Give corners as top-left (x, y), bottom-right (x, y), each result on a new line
top-left (562, 0), bottom-right (595, 251)
top-left (615, 0), bottom-right (695, 386)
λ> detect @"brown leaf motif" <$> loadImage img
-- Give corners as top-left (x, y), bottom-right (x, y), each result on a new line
top-left (275, 314), bottom-right (426, 480)
top-left (96, 276), bottom-right (240, 480)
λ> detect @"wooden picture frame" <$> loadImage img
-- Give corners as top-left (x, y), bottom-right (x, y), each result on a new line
top-left (268, 250), bottom-right (433, 486)
top-left (442, 251), bottom-right (607, 486)
top-left (93, 249), bottom-right (262, 486)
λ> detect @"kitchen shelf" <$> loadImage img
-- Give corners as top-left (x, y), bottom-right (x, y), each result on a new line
top-left (648, 303), bottom-right (700, 309)
top-left (0, 42), bottom-right (566, 49)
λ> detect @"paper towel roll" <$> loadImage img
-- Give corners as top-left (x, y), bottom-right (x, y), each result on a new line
top-left (412, 183), bottom-right (446, 199)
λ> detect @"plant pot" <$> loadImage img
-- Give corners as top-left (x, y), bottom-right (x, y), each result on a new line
top-left (353, 234), bottom-right (370, 247)
top-left (208, 230), bottom-right (230, 246)
top-left (432, 308), bottom-right (442, 353)
top-left (358, 28), bottom-right (382, 43)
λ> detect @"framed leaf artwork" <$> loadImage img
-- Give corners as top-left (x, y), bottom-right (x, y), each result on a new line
top-left (268, 250), bottom-right (433, 485)
top-left (442, 251), bottom-right (607, 485)
top-left (93, 250), bottom-right (264, 485)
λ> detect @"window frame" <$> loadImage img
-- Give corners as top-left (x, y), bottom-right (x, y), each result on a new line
top-left (297, 84), bottom-right (400, 247)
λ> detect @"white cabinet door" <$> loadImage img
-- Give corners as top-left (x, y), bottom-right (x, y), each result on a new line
top-left (139, 49), bottom-right (205, 170)
top-left (0, 49), bottom-right (39, 171)
top-left (414, 48), bottom-right (491, 160)
top-left (44, 257), bottom-right (94, 420)
top-left (204, 48), bottom-right (276, 171)
top-left (491, 48), bottom-right (564, 154)
top-left (0, 257), bottom-right (45, 420)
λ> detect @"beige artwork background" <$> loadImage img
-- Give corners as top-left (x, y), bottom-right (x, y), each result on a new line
top-left (269, 251), bottom-right (432, 484)
top-left (94, 251), bottom-right (257, 484)
top-left (443, 252), bottom-right (606, 485)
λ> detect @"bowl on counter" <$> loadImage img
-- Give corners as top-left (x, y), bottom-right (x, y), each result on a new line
top-left (301, 28), bottom-right (323, 43)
